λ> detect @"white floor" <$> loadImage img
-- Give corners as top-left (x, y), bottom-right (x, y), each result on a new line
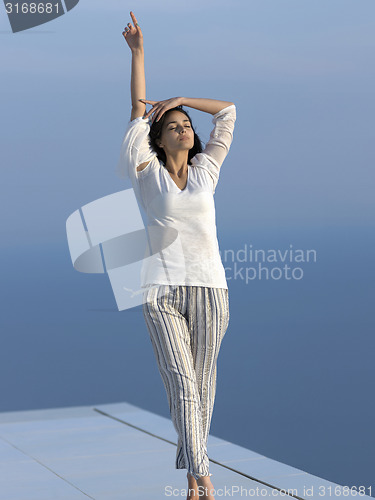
top-left (0, 402), bottom-right (370, 500)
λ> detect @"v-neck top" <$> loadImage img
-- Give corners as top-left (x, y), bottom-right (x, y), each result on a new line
top-left (116, 104), bottom-right (236, 290)
top-left (165, 165), bottom-right (189, 192)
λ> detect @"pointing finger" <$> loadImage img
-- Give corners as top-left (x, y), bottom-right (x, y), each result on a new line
top-left (130, 11), bottom-right (137, 22)
top-left (130, 11), bottom-right (141, 30)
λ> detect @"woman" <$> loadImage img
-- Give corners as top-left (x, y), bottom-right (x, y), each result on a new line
top-left (119, 11), bottom-right (236, 500)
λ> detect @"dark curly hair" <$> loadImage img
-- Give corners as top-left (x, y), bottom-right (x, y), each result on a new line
top-left (148, 106), bottom-right (202, 165)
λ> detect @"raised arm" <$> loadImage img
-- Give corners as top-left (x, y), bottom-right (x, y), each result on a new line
top-left (142, 97), bottom-right (235, 123)
top-left (181, 97), bottom-right (234, 115)
top-left (122, 11), bottom-right (146, 122)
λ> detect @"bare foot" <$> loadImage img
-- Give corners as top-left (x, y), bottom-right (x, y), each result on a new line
top-left (196, 475), bottom-right (215, 500)
top-left (186, 472), bottom-right (199, 499)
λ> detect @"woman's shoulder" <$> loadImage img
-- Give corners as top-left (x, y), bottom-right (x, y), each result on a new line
top-left (136, 159), bottom-right (152, 173)
top-left (126, 114), bottom-right (150, 130)
top-left (135, 155), bottom-right (160, 179)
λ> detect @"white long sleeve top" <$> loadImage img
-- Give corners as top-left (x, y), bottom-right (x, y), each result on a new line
top-left (116, 103), bottom-right (236, 290)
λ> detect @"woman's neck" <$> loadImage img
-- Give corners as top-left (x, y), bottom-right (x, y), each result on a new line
top-left (164, 153), bottom-right (189, 176)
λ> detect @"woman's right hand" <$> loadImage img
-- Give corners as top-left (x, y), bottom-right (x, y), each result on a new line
top-left (122, 11), bottom-right (143, 51)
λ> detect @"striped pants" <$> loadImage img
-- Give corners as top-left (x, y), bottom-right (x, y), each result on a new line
top-left (142, 285), bottom-right (230, 481)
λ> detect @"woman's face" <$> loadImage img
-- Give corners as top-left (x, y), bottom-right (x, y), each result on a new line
top-left (158, 110), bottom-right (195, 155)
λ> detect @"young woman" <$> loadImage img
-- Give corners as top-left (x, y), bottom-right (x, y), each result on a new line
top-left (119, 11), bottom-right (236, 500)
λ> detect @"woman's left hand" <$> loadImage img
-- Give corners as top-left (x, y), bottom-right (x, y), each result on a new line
top-left (139, 97), bottom-right (183, 123)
